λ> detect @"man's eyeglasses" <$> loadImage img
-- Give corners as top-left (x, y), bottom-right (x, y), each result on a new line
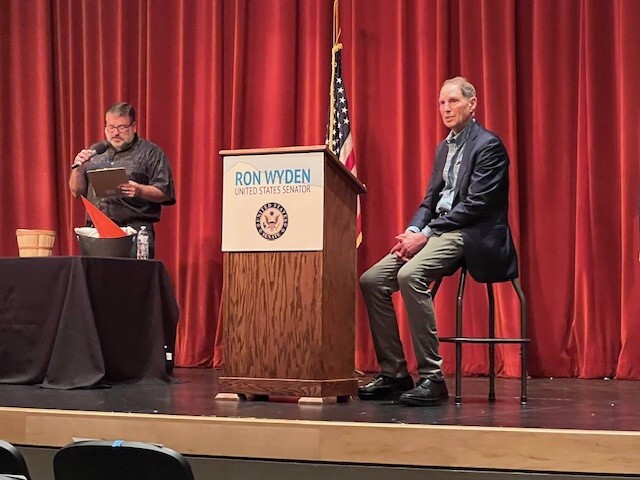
top-left (105, 123), bottom-right (133, 133)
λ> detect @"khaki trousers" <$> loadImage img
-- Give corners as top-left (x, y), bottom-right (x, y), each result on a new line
top-left (360, 231), bottom-right (464, 380)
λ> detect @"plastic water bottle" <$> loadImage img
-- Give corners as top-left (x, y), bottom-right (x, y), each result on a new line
top-left (136, 226), bottom-right (149, 260)
top-left (164, 345), bottom-right (174, 374)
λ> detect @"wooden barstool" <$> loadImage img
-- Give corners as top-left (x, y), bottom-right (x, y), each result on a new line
top-left (432, 267), bottom-right (529, 404)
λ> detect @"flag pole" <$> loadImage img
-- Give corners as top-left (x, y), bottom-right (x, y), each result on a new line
top-left (333, 0), bottom-right (340, 45)
top-left (327, 0), bottom-right (363, 247)
top-left (328, 0), bottom-right (342, 150)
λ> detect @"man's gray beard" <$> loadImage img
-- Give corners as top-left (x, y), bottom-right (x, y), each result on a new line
top-left (110, 138), bottom-right (134, 152)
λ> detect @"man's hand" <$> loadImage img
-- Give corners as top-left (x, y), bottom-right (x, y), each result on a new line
top-left (118, 181), bottom-right (171, 203)
top-left (119, 180), bottom-right (141, 198)
top-left (389, 237), bottom-right (404, 257)
top-left (390, 230), bottom-right (428, 260)
top-left (71, 148), bottom-right (95, 170)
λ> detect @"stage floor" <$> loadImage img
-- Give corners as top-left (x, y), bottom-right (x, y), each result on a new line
top-left (2, 368), bottom-right (640, 476)
top-left (0, 367), bottom-right (637, 430)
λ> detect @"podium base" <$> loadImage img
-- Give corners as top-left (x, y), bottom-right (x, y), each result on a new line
top-left (218, 377), bottom-right (357, 398)
top-left (214, 392), bottom-right (242, 401)
top-left (298, 395), bottom-right (351, 405)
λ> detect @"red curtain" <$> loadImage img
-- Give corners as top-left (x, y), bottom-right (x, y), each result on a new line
top-left (1, 0), bottom-right (638, 379)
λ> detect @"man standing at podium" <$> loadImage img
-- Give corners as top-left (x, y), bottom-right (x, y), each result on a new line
top-left (358, 77), bottom-right (518, 406)
top-left (69, 102), bottom-right (175, 258)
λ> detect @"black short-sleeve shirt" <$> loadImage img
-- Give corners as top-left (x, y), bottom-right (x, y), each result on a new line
top-left (85, 135), bottom-right (176, 225)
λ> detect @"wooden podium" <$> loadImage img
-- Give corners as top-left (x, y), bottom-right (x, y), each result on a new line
top-left (218, 146), bottom-right (366, 401)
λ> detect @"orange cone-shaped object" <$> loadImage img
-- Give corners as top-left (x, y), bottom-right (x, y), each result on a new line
top-left (80, 196), bottom-right (127, 238)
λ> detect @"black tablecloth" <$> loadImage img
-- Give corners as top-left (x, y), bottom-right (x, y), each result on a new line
top-left (0, 256), bottom-right (179, 389)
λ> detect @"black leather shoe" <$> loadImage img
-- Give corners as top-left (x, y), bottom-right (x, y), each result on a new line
top-left (358, 375), bottom-right (414, 401)
top-left (399, 378), bottom-right (449, 406)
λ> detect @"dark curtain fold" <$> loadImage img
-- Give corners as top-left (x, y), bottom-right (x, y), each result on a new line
top-left (1, 0), bottom-right (638, 379)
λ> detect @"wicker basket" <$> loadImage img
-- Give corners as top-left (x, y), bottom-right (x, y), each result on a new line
top-left (16, 229), bottom-right (56, 257)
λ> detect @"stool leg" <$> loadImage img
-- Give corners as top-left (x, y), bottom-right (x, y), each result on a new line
top-left (455, 269), bottom-right (466, 404)
top-left (512, 278), bottom-right (528, 404)
top-left (487, 283), bottom-right (496, 402)
top-left (431, 278), bottom-right (442, 299)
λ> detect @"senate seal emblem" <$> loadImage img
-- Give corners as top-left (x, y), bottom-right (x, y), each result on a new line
top-left (256, 203), bottom-right (289, 240)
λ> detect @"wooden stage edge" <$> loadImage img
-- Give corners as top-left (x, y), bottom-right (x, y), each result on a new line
top-left (2, 407), bottom-right (640, 475)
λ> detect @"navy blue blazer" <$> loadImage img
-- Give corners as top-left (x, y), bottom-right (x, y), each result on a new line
top-left (408, 121), bottom-right (518, 282)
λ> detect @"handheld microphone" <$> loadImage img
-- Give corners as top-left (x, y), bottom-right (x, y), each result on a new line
top-left (71, 141), bottom-right (108, 169)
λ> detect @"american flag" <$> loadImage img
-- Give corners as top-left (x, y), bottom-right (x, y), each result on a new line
top-left (327, 42), bottom-right (362, 246)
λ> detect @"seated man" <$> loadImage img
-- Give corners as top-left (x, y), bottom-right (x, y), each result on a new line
top-left (69, 102), bottom-right (176, 258)
top-left (359, 76), bottom-right (518, 406)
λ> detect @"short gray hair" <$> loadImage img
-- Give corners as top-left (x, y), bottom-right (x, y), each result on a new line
top-left (442, 76), bottom-right (476, 99)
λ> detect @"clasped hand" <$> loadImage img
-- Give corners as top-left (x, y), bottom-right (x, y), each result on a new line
top-left (390, 230), bottom-right (428, 261)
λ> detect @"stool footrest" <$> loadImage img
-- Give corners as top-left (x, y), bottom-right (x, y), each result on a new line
top-left (439, 337), bottom-right (530, 344)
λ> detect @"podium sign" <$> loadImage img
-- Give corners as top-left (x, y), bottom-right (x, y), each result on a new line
top-left (219, 146), bottom-right (366, 401)
top-left (222, 151), bottom-right (324, 251)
